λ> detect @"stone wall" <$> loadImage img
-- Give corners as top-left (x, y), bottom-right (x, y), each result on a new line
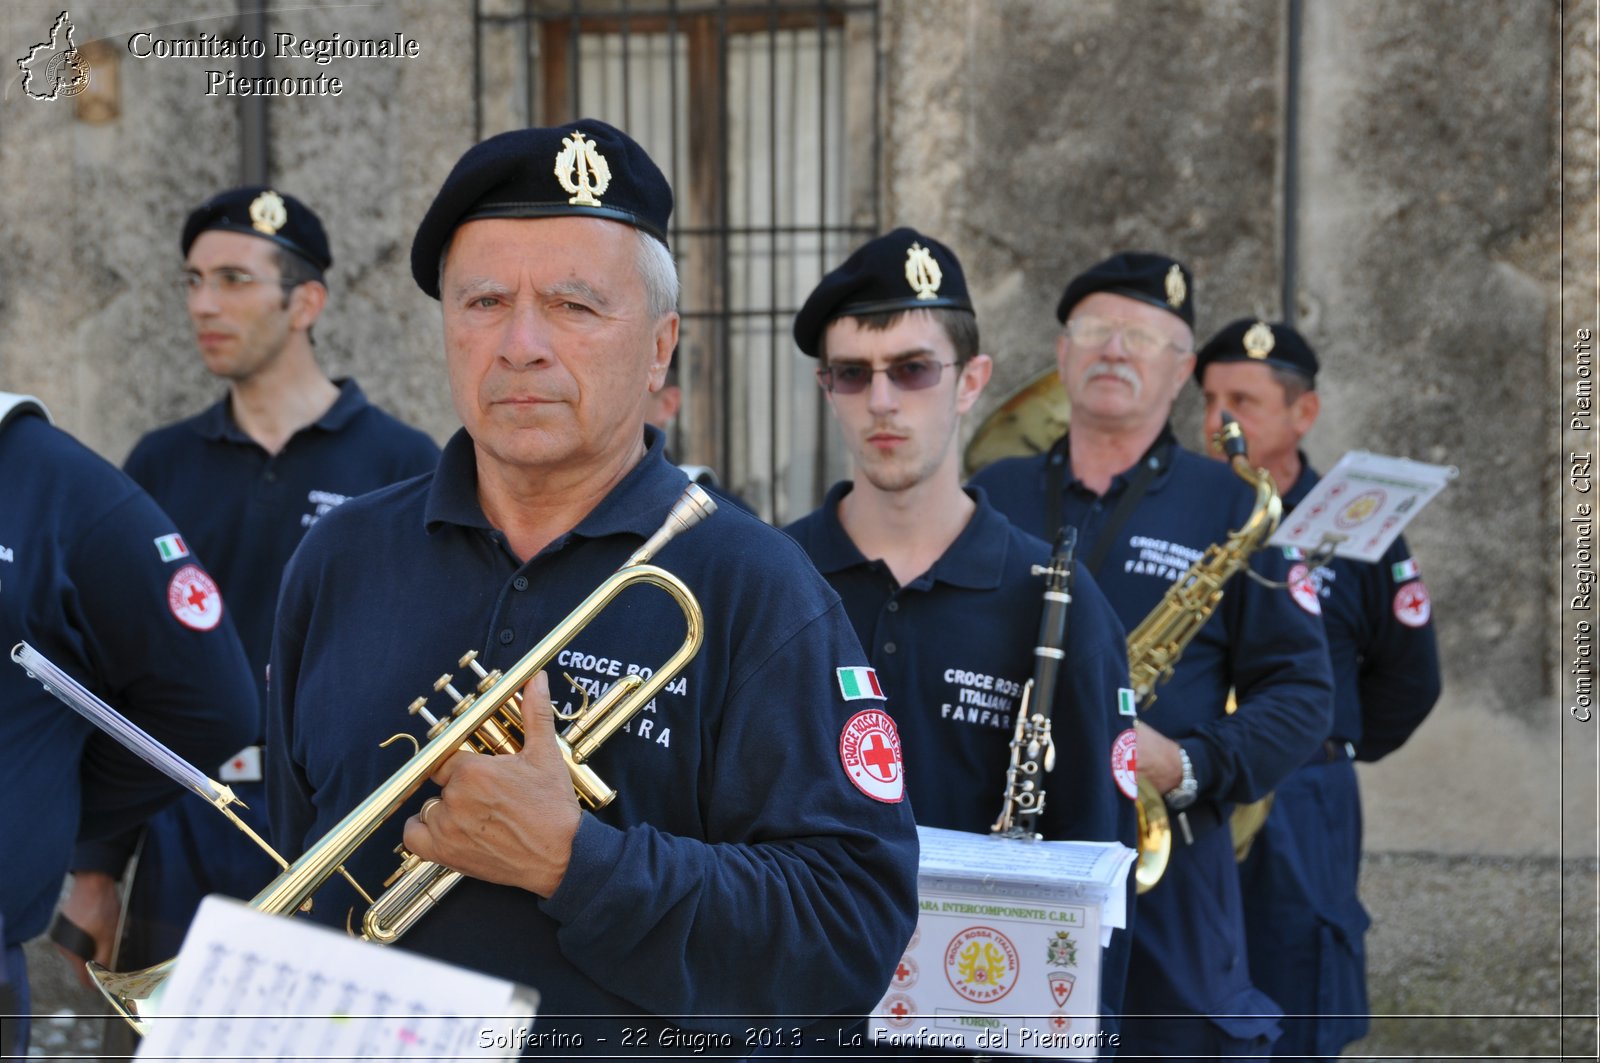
top-left (0, 0), bottom-right (470, 461)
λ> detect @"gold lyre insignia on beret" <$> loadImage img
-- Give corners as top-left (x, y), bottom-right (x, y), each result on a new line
top-left (905, 242), bottom-right (942, 301)
top-left (1243, 321), bottom-right (1276, 359)
top-left (1164, 263), bottom-right (1186, 309)
top-left (555, 131), bottom-right (612, 207)
top-left (249, 190), bottom-right (288, 236)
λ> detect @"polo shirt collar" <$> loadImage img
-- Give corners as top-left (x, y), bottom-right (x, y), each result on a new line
top-left (423, 424), bottom-right (684, 543)
top-left (807, 480), bottom-right (1008, 591)
top-left (189, 377), bottom-right (369, 443)
top-left (1283, 450), bottom-right (1320, 509)
top-left (1056, 421), bottom-right (1179, 496)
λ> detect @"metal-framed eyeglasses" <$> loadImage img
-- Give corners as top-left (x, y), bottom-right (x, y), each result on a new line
top-left (176, 268), bottom-right (295, 298)
top-left (815, 359), bottom-right (957, 395)
top-left (1062, 316), bottom-right (1188, 358)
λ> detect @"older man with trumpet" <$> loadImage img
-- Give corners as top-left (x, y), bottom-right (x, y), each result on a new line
top-left (265, 121), bottom-right (919, 1050)
top-left (970, 252), bottom-right (1333, 1057)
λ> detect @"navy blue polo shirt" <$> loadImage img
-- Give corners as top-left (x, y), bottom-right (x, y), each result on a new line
top-left (267, 426), bottom-right (920, 1049)
top-left (972, 435), bottom-right (1333, 1035)
top-left (972, 438), bottom-right (1334, 804)
top-left (1237, 457), bottom-right (1441, 1057)
top-left (785, 482), bottom-right (1139, 1030)
top-left (0, 411), bottom-right (258, 947)
top-left (124, 378), bottom-right (440, 706)
top-left (1281, 458), bottom-right (1441, 759)
top-left (784, 483), bottom-right (1135, 845)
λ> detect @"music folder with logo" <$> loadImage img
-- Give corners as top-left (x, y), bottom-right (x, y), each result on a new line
top-left (869, 826), bottom-right (1135, 1058)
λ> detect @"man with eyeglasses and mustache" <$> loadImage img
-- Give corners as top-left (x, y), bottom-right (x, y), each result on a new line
top-left (53, 187), bottom-right (438, 992)
top-left (971, 252), bottom-right (1333, 1058)
top-left (784, 229), bottom-right (1138, 1042)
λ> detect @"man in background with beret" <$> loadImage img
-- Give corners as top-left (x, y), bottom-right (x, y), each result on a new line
top-left (54, 187), bottom-right (439, 983)
top-left (266, 120), bottom-right (918, 1049)
top-left (1196, 319), bottom-right (1441, 1061)
top-left (783, 228), bottom-right (1138, 1039)
top-left (970, 252), bottom-right (1333, 1056)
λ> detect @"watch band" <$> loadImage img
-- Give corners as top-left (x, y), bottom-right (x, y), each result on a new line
top-left (1164, 747), bottom-right (1198, 809)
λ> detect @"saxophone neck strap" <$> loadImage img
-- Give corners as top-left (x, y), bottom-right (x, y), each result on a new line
top-left (1047, 427), bottom-right (1175, 577)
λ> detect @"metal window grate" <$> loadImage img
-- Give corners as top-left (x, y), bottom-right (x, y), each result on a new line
top-left (474, 0), bottom-right (882, 523)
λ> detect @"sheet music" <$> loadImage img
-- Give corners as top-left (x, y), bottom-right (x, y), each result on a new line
top-left (915, 826), bottom-right (1136, 946)
top-left (917, 828), bottom-right (1133, 900)
top-left (136, 896), bottom-right (537, 1061)
top-left (1268, 449), bottom-right (1455, 562)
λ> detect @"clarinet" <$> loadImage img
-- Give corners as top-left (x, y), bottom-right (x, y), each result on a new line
top-left (992, 526), bottom-right (1078, 840)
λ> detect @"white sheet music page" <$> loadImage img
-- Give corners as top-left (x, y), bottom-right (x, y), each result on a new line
top-left (135, 896), bottom-right (538, 1061)
top-left (1267, 449), bottom-right (1455, 563)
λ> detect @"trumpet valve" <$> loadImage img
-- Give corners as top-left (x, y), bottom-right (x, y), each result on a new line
top-left (473, 716), bottom-right (520, 756)
top-left (475, 668), bottom-right (503, 695)
top-left (384, 845), bottom-right (424, 889)
top-left (407, 696), bottom-right (441, 728)
top-left (434, 674), bottom-right (471, 706)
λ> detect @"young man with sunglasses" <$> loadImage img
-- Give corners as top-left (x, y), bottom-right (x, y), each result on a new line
top-left (784, 229), bottom-right (1139, 1039)
top-left (970, 253), bottom-right (1334, 1057)
top-left (53, 188), bottom-right (439, 986)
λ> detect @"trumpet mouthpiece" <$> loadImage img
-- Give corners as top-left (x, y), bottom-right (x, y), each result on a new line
top-left (628, 484), bottom-right (719, 566)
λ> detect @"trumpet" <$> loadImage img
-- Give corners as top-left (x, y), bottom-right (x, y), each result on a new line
top-left (37, 484), bottom-right (716, 1034)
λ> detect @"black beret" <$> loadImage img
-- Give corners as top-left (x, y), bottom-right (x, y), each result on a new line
top-left (792, 227), bottom-right (973, 357)
top-left (1055, 251), bottom-right (1194, 328)
top-left (411, 119), bottom-right (672, 299)
top-left (1194, 318), bottom-right (1319, 384)
top-left (181, 186), bottom-right (331, 271)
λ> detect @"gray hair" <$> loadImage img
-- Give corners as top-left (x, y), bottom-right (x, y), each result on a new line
top-left (634, 231), bottom-right (679, 320)
top-left (437, 225), bottom-right (679, 320)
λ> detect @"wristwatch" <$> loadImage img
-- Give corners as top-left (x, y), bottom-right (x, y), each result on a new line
top-left (1164, 747), bottom-right (1199, 810)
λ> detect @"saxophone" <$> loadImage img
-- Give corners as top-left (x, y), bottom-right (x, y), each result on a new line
top-left (1126, 413), bottom-right (1281, 892)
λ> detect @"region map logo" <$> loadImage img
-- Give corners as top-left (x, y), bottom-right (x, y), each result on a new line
top-left (17, 11), bottom-right (92, 101)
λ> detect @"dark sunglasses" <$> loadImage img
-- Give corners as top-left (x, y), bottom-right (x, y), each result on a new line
top-left (815, 359), bottom-right (956, 395)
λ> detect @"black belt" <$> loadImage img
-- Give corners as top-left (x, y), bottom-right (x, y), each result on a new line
top-left (1307, 738), bottom-right (1356, 767)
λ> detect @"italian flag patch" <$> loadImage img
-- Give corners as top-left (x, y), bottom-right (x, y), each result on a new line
top-left (1118, 687), bottom-right (1138, 717)
top-left (836, 666), bottom-right (885, 701)
top-left (154, 533), bottom-right (189, 562)
top-left (1392, 557), bottom-right (1420, 582)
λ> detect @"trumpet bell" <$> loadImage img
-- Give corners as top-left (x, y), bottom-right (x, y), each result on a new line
top-left (1134, 775), bottom-right (1171, 894)
top-left (86, 957), bottom-right (173, 1037)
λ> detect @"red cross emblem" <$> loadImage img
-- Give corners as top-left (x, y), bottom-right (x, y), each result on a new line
top-left (839, 710), bottom-right (904, 803)
top-left (862, 734), bottom-right (897, 781)
top-left (1394, 582), bottom-right (1431, 628)
top-left (167, 564), bottom-right (223, 632)
top-left (881, 993), bottom-right (916, 1028)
